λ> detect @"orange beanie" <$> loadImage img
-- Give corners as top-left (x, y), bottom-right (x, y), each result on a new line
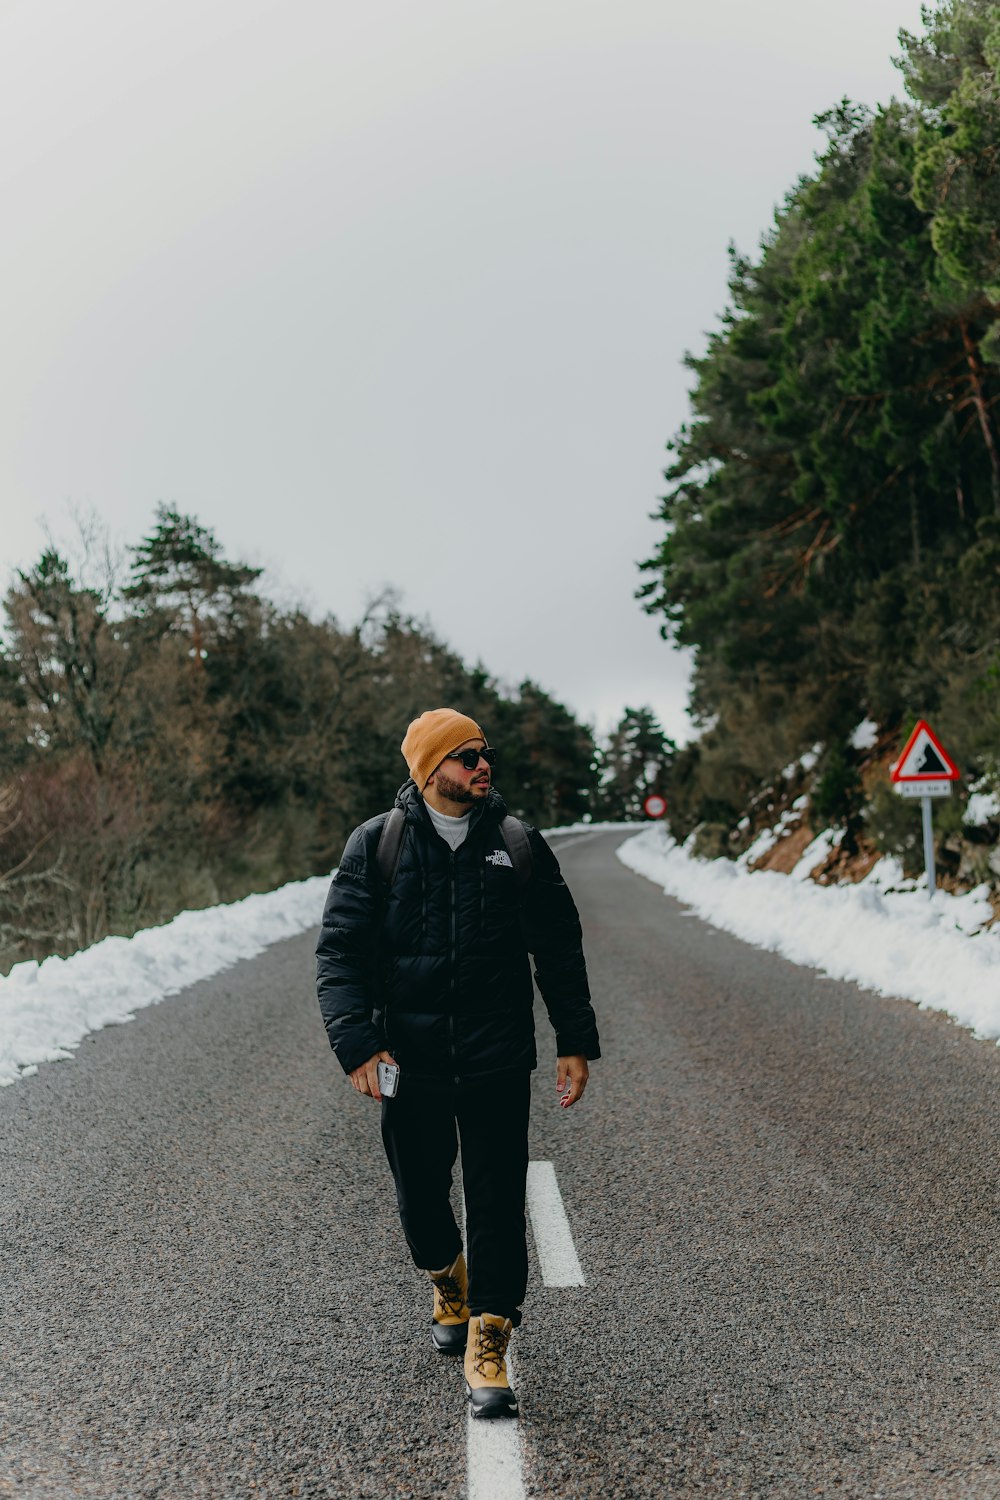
top-left (401, 708), bottom-right (486, 789)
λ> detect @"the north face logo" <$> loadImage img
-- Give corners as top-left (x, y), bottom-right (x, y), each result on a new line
top-left (485, 849), bottom-right (513, 869)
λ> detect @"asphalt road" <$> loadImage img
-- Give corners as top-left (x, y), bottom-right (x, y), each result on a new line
top-left (2, 829), bottom-right (999, 1499)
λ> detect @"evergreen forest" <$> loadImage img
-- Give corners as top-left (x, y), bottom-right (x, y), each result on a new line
top-left (639, 0), bottom-right (1000, 894)
top-left (0, 508), bottom-right (672, 972)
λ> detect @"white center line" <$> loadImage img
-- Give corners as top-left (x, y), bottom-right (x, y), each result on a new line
top-left (462, 1158), bottom-right (585, 1497)
top-left (466, 1374), bottom-right (526, 1500)
top-left (526, 1160), bottom-right (586, 1287)
top-left (461, 1166), bottom-right (526, 1500)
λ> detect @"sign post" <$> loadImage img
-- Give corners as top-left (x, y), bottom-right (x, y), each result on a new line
top-left (890, 720), bottom-right (960, 899)
top-left (921, 794), bottom-right (935, 901)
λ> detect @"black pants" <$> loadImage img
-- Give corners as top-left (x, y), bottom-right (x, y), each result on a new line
top-left (380, 1070), bottom-right (530, 1326)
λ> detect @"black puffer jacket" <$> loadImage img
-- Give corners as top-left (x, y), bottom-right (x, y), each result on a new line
top-left (315, 780), bottom-right (600, 1080)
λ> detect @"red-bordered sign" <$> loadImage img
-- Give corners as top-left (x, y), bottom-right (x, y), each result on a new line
top-left (890, 720), bottom-right (960, 782)
top-left (643, 793), bottom-right (668, 819)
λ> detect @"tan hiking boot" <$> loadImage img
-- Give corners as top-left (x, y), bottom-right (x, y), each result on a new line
top-left (429, 1253), bottom-right (470, 1355)
top-left (464, 1313), bottom-right (518, 1418)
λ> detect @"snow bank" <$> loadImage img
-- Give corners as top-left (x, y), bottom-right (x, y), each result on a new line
top-left (0, 819), bottom-right (642, 1090)
top-left (0, 875), bottom-right (331, 1087)
top-left (7, 814), bottom-right (998, 1090)
top-left (0, 820), bottom-right (642, 1089)
top-left (617, 827), bottom-right (1000, 1042)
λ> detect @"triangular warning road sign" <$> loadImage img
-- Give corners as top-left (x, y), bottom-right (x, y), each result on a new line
top-left (891, 719), bottom-right (960, 782)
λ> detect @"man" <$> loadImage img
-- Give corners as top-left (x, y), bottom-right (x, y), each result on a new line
top-left (315, 708), bottom-right (599, 1420)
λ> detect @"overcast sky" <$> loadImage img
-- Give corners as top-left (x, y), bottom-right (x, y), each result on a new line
top-left (2, 0), bottom-right (925, 742)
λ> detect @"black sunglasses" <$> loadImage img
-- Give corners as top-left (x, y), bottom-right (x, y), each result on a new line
top-left (445, 747), bottom-right (497, 771)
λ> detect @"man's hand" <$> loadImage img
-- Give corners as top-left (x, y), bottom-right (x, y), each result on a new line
top-left (556, 1055), bottom-right (589, 1109)
top-left (349, 1049), bottom-right (398, 1101)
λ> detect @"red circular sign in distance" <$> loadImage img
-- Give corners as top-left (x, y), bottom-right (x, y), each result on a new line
top-left (643, 794), bottom-right (667, 819)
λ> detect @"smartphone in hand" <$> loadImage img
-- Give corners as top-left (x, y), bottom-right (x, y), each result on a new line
top-left (376, 1061), bottom-right (400, 1098)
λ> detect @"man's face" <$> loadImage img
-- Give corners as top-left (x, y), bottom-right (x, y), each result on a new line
top-left (427, 737), bottom-right (492, 806)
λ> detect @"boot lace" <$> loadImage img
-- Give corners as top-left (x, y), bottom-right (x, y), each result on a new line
top-left (433, 1273), bottom-right (465, 1319)
top-left (473, 1321), bottom-right (509, 1379)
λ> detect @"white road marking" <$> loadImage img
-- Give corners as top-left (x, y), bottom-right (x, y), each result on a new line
top-left (526, 1160), bottom-right (586, 1287)
top-left (466, 1378), bottom-right (526, 1500)
top-left (460, 1167), bottom-right (526, 1500)
top-left (461, 1158), bottom-right (585, 1496)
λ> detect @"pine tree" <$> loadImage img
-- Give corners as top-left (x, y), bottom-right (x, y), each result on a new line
top-left (124, 506), bottom-right (262, 665)
top-left (638, 0), bottom-right (1000, 846)
top-left (597, 707), bottom-right (675, 820)
top-left (3, 549), bottom-right (134, 773)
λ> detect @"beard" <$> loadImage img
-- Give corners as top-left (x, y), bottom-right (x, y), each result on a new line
top-left (432, 770), bottom-right (490, 806)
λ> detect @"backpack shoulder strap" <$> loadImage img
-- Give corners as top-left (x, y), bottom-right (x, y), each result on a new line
top-left (499, 815), bottom-right (534, 886)
top-left (375, 807), bottom-right (407, 888)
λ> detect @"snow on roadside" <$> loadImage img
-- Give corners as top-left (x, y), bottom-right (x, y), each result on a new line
top-left (6, 814), bottom-right (999, 1089)
top-left (617, 826), bottom-right (1000, 1042)
top-left (789, 829), bottom-right (839, 881)
top-left (0, 875), bottom-right (331, 1087)
top-left (0, 820), bottom-right (638, 1089)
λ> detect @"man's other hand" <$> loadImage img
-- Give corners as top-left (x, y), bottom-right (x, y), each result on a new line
top-left (556, 1055), bottom-right (589, 1109)
top-left (349, 1049), bottom-right (398, 1101)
